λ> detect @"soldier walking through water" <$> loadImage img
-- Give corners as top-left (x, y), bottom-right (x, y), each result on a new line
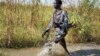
top-left (42, 0), bottom-right (74, 56)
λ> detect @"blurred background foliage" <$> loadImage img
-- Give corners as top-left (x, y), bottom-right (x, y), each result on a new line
top-left (0, 0), bottom-right (100, 48)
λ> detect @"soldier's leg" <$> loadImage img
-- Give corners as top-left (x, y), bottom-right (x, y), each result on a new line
top-left (59, 37), bottom-right (70, 55)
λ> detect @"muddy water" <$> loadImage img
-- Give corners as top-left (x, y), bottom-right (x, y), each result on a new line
top-left (0, 47), bottom-right (40, 56)
top-left (0, 43), bottom-right (65, 56)
top-left (0, 43), bottom-right (100, 56)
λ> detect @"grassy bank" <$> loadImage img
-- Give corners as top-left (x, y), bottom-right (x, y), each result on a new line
top-left (0, 0), bottom-right (100, 48)
top-left (0, 52), bottom-right (4, 56)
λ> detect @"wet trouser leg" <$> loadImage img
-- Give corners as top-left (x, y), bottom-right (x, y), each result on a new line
top-left (54, 36), bottom-right (70, 56)
top-left (54, 28), bottom-right (70, 56)
top-left (59, 37), bottom-right (70, 56)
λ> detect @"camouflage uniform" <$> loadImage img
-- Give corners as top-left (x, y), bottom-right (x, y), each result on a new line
top-left (46, 10), bottom-right (69, 43)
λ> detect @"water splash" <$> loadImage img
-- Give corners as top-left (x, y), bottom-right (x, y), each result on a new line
top-left (37, 42), bottom-right (55, 56)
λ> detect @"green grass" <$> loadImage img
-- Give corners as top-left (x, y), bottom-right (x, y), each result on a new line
top-left (0, 1), bottom-right (100, 48)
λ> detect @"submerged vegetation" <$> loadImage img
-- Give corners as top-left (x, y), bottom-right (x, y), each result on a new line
top-left (0, 0), bottom-right (100, 48)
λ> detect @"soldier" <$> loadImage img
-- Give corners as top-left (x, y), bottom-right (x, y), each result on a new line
top-left (42, 0), bottom-right (73, 56)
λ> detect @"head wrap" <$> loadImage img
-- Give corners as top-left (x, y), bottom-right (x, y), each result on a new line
top-left (55, 0), bottom-right (62, 5)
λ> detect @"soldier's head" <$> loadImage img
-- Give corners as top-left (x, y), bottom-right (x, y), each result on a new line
top-left (53, 0), bottom-right (62, 9)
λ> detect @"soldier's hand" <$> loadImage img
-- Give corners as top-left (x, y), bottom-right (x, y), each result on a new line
top-left (72, 24), bottom-right (76, 28)
top-left (68, 22), bottom-right (76, 29)
top-left (71, 22), bottom-right (76, 28)
top-left (42, 31), bottom-right (46, 38)
top-left (42, 29), bottom-right (49, 38)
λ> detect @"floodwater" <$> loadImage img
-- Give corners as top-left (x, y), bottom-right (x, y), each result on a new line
top-left (0, 43), bottom-right (100, 56)
top-left (0, 47), bottom-right (40, 56)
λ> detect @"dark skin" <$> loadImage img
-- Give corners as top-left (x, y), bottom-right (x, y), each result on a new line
top-left (42, 0), bottom-right (72, 56)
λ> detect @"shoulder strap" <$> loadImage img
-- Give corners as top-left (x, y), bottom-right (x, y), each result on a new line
top-left (60, 10), bottom-right (65, 23)
top-left (52, 11), bottom-right (55, 23)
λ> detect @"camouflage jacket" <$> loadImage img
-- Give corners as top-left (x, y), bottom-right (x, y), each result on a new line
top-left (46, 10), bottom-right (69, 31)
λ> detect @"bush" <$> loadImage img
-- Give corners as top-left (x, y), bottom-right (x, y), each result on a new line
top-left (0, 4), bottom-right (45, 48)
top-left (66, 12), bottom-right (92, 43)
top-left (66, 0), bottom-right (100, 43)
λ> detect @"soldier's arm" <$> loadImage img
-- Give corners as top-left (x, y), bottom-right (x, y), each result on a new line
top-left (64, 11), bottom-right (69, 24)
top-left (62, 11), bottom-right (69, 28)
top-left (42, 16), bottom-right (53, 38)
top-left (46, 18), bottom-right (53, 31)
top-left (63, 11), bottom-right (76, 29)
